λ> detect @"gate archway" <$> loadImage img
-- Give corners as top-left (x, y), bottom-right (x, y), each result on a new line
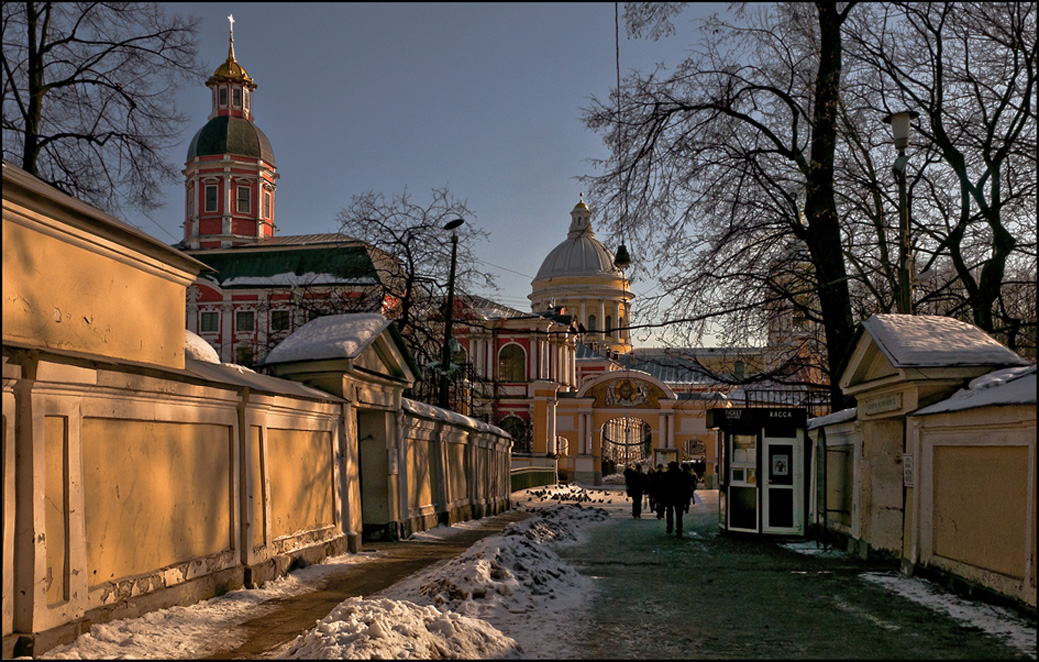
top-left (600, 416), bottom-right (652, 467)
top-left (536, 369), bottom-right (724, 485)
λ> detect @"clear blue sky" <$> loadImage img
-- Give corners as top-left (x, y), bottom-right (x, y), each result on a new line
top-left (150, 2), bottom-right (725, 339)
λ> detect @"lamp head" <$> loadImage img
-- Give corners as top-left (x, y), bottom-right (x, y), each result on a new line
top-left (883, 110), bottom-right (919, 151)
top-left (614, 242), bottom-right (631, 270)
top-left (443, 218), bottom-right (465, 231)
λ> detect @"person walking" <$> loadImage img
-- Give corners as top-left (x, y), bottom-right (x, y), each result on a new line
top-left (662, 461), bottom-right (686, 537)
top-left (682, 463), bottom-right (696, 513)
top-left (626, 464), bottom-right (647, 519)
top-left (646, 465), bottom-right (657, 514)
top-left (651, 464), bottom-right (666, 519)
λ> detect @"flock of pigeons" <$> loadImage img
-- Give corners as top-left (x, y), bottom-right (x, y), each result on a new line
top-left (514, 485), bottom-right (618, 509)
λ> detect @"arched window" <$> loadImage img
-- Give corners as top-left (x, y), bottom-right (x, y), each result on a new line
top-left (605, 316), bottom-right (613, 334)
top-left (587, 314), bottom-right (597, 331)
top-left (498, 344), bottom-right (526, 382)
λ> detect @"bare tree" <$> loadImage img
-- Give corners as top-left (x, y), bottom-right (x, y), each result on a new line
top-left (2, 2), bottom-right (205, 215)
top-left (845, 2), bottom-right (1037, 347)
top-left (585, 2), bottom-right (858, 409)
top-left (334, 187), bottom-right (497, 394)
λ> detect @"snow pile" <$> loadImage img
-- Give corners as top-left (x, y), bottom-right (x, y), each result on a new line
top-left (41, 552), bottom-right (385, 659)
top-left (602, 472), bottom-right (627, 484)
top-left (184, 330), bottom-right (220, 363)
top-left (503, 503), bottom-right (610, 545)
top-left (404, 533), bottom-right (589, 617)
top-left (281, 596), bottom-right (518, 660)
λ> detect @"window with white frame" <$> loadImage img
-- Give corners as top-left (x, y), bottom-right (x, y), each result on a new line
top-left (218, 87), bottom-right (228, 107)
top-left (200, 311), bottom-right (219, 333)
top-left (204, 185), bottom-right (218, 212)
top-left (270, 309), bottom-right (291, 332)
top-left (263, 190), bottom-right (271, 219)
top-left (235, 310), bottom-right (255, 333)
top-left (237, 185), bottom-right (250, 214)
top-left (498, 344), bottom-right (526, 382)
top-left (232, 87), bottom-right (242, 109)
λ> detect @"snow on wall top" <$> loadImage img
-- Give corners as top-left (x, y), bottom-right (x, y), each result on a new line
top-left (807, 407), bottom-right (858, 429)
top-left (861, 314), bottom-right (1028, 368)
top-left (263, 313), bottom-right (391, 365)
top-left (914, 365), bottom-right (1036, 415)
top-left (185, 329), bottom-right (220, 363)
top-left (402, 398), bottom-right (510, 437)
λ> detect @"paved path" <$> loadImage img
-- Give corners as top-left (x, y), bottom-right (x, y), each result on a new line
top-left (201, 509), bottom-right (531, 659)
top-left (559, 490), bottom-right (1030, 660)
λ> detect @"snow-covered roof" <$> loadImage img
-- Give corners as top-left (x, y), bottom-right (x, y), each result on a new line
top-left (860, 314), bottom-right (1028, 368)
top-left (183, 330), bottom-right (340, 400)
top-left (184, 358), bottom-right (343, 401)
top-left (263, 313), bottom-right (392, 365)
top-left (914, 365), bottom-right (1036, 415)
top-left (808, 407), bottom-right (858, 429)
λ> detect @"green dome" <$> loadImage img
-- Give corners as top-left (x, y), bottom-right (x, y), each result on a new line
top-left (186, 116), bottom-right (275, 165)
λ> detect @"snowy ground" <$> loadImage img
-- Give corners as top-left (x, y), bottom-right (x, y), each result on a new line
top-left (781, 541), bottom-right (1037, 659)
top-left (37, 486), bottom-right (1034, 659)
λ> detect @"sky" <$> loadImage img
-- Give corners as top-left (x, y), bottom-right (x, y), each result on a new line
top-left (145, 2), bottom-right (725, 340)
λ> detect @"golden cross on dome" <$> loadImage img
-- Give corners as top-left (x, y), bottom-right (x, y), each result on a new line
top-left (228, 14), bottom-right (234, 36)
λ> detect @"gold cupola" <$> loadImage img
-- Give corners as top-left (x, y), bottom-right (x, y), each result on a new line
top-left (207, 15), bottom-right (255, 89)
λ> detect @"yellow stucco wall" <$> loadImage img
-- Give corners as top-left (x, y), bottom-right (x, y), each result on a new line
top-left (406, 438), bottom-right (435, 510)
top-left (933, 445), bottom-right (1028, 578)
top-left (82, 419), bottom-right (232, 586)
top-left (267, 428), bottom-right (334, 539)
top-left (2, 219), bottom-right (188, 370)
top-left (826, 442), bottom-right (854, 528)
top-left (250, 426), bottom-right (264, 548)
top-left (44, 416), bottom-right (67, 605)
top-left (448, 443), bottom-right (468, 502)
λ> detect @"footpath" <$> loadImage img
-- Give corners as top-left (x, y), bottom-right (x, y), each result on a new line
top-left (201, 509), bottom-right (531, 659)
top-left (559, 490), bottom-right (1034, 660)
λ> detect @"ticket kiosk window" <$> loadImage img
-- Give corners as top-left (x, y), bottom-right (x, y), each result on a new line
top-left (709, 407), bottom-right (807, 536)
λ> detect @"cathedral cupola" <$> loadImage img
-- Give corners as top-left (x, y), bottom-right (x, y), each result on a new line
top-left (206, 14), bottom-right (256, 121)
top-left (529, 195), bottom-right (635, 354)
top-left (182, 15), bottom-right (277, 249)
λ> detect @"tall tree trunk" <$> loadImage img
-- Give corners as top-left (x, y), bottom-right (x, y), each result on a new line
top-left (804, 3), bottom-right (855, 411)
top-left (22, 1), bottom-right (45, 175)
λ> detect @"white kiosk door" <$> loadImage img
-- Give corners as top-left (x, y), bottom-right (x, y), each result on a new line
top-left (762, 436), bottom-right (803, 535)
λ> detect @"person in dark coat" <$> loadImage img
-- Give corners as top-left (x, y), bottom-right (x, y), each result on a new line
top-left (625, 464), bottom-right (646, 518)
top-left (682, 463), bottom-right (697, 513)
top-left (650, 464), bottom-right (666, 519)
top-left (661, 461), bottom-right (687, 537)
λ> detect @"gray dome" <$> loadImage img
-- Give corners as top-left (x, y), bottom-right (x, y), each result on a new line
top-left (187, 116), bottom-right (275, 165)
top-left (535, 234), bottom-right (619, 280)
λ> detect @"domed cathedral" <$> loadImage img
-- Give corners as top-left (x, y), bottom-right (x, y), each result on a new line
top-left (182, 17), bottom-right (276, 249)
top-left (529, 195), bottom-right (634, 355)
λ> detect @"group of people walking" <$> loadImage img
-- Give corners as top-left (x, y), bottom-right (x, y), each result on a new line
top-left (623, 461), bottom-right (698, 537)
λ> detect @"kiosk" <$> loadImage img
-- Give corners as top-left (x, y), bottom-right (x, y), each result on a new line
top-left (707, 407), bottom-right (808, 536)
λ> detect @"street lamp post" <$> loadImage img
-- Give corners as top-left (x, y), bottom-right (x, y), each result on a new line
top-left (883, 110), bottom-right (919, 315)
top-left (438, 218), bottom-right (465, 410)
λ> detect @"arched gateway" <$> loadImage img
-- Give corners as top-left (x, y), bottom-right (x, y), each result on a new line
top-left (529, 370), bottom-right (723, 485)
